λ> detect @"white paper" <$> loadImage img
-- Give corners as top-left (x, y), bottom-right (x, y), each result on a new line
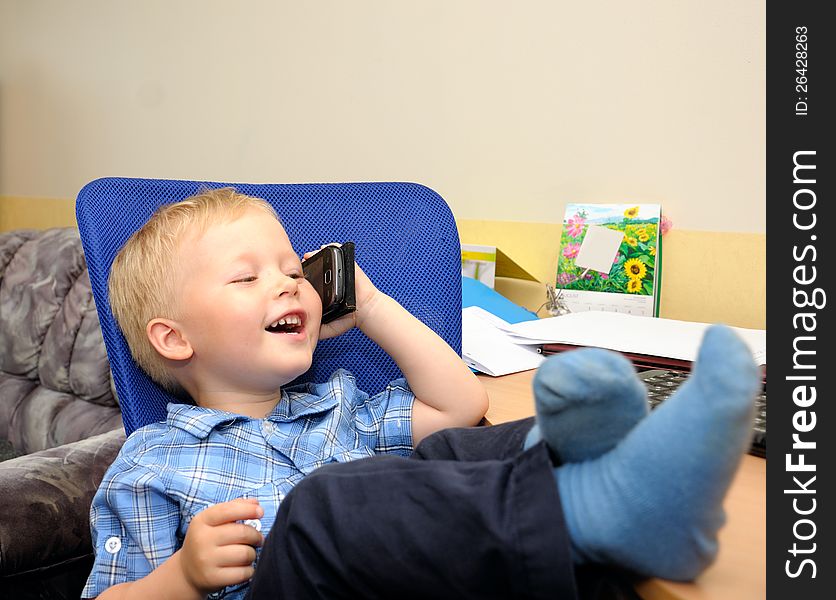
top-left (461, 307), bottom-right (545, 376)
top-left (574, 225), bottom-right (625, 273)
top-left (500, 311), bottom-right (766, 365)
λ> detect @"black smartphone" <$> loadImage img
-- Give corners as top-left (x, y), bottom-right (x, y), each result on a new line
top-left (302, 242), bottom-right (356, 324)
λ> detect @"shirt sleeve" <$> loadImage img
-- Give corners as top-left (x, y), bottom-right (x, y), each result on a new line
top-left (351, 376), bottom-right (415, 456)
top-left (82, 445), bottom-right (182, 598)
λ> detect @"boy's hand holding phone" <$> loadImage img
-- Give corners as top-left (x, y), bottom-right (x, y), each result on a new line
top-left (304, 241), bottom-right (488, 444)
top-left (302, 242), bottom-right (378, 339)
top-left (320, 261), bottom-right (380, 340)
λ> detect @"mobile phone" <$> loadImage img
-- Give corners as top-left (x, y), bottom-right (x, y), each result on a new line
top-left (302, 242), bottom-right (356, 324)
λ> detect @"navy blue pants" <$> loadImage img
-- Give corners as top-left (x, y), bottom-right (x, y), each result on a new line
top-left (247, 418), bottom-right (579, 599)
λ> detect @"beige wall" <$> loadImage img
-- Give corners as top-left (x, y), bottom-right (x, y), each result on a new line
top-left (458, 219), bottom-right (765, 329)
top-left (0, 1), bottom-right (765, 326)
top-left (0, 196), bottom-right (76, 232)
top-left (0, 196), bottom-right (766, 330)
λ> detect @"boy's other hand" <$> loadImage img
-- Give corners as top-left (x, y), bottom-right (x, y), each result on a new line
top-left (178, 498), bottom-right (265, 595)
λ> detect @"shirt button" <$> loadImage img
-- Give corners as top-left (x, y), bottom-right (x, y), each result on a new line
top-left (261, 422), bottom-right (273, 434)
top-left (244, 519), bottom-right (262, 531)
top-left (105, 537), bottom-right (122, 554)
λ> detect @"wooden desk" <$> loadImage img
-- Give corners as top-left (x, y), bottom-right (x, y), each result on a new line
top-left (479, 371), bottom-right (766, 600)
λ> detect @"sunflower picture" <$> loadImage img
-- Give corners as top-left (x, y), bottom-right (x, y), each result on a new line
top-left (623, 206), bottom-right (640, 219)
top-left (556, 203), bottom-right (662, 301)
top-left (623, 258), bottom-right (647, 280)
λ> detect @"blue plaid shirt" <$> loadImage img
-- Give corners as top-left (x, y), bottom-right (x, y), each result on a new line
top-left (82, 370), bottom-right (414, 599)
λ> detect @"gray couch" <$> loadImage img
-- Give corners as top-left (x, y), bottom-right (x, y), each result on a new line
top-left (0, 227), bottom-right (126, 598)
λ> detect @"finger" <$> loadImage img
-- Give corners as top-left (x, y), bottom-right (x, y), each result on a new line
top-left (317, 317), bottom-right (353, 341)
top-left (199, 499), bottom-right (263, 527)
top-left (215, 565), bottom-right (256, 588)
top-left (215, 543), bottom-right (259, 568)
top-left (215, 522), bottom-right (265, 547)
top-left (302, 243), bottom-right (341, 260)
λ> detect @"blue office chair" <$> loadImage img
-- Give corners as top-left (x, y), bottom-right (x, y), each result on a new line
top-left (76, 178), bottom-right (462, 436)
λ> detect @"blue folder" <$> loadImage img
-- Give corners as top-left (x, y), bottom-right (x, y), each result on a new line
top-left (461, 276), bottom-right (538, 324)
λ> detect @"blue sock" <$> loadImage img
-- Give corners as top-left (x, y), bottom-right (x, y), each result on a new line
top-left (524, 348), bottom-right (648, 462)
top-left (554, 325), bottom-right (760, 580)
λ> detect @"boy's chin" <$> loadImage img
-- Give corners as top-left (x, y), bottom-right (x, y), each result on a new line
top-left (280, 356), bottom-right (314, 383)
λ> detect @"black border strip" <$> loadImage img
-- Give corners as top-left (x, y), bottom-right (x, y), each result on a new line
top-left (767, 2), bottom-right (834, 597)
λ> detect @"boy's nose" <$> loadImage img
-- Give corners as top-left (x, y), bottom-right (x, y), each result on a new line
top-left (272, 273), bottom-right (299, 298)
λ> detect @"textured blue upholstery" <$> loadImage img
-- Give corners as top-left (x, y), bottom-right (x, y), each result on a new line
top-left (76, 178), bottom-right (462, 436)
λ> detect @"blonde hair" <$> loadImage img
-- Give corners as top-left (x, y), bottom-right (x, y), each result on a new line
top-left (108, 187), bottom-right (278, 393)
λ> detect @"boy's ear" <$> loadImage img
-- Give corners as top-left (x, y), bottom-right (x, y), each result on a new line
top-left (146, 319), bottom-right (194, 361)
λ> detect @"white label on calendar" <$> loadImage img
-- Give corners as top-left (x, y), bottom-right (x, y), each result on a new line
top-left (559, 290), bottom-right (655, 317)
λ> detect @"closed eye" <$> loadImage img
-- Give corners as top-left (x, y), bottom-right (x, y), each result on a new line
top-left (232, 276), bottom-right (257, 284)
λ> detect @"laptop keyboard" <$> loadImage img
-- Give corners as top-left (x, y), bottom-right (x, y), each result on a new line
top-left (638, 369), bottom-right (766, 458)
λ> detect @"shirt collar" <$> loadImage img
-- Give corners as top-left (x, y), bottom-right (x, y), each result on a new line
top-left (166, 374), bottom-right (348, 439)
top-left (166, 403), bottom-right (244, 439)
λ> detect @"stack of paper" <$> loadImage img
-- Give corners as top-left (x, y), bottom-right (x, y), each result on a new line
top-left (462, 308), bottom-right (766, 377)
top-left (461, 307), bottom-right (544, 376)
top-left (498, 311), bottom-right (767, 366)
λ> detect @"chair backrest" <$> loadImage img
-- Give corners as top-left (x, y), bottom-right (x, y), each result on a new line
top-left (76, 178), bottom-right (462, 436)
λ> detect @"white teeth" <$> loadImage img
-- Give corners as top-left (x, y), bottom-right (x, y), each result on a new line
top-left (268, 315), bottom-right (301, 330)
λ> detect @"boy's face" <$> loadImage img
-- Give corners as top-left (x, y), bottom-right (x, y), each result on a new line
top-left (171, 208), bottom-right (322, 395)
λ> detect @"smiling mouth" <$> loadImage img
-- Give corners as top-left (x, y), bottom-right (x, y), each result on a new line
top-left (265, 314), bottom-right (304, 334)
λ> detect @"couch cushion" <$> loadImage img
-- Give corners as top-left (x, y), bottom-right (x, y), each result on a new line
top-left (1, 228), bottom-right (87, 380)
top-left (0, 428), bottom-right (126, 577)
top-left (0, 375), bottom-right (37, 441)
top-left (40, 269), bottom-right (114, 405)
top-left (0, 228), bottom-right (120, 454)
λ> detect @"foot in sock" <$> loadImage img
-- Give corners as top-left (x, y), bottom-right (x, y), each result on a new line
top-left (554, 324), bottom-right (761, 581)
top-left (524, 348), bottom-right (648, 462)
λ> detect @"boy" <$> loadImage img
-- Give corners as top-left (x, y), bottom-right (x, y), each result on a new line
top-left (84, 188), bottom-right (761, 599)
